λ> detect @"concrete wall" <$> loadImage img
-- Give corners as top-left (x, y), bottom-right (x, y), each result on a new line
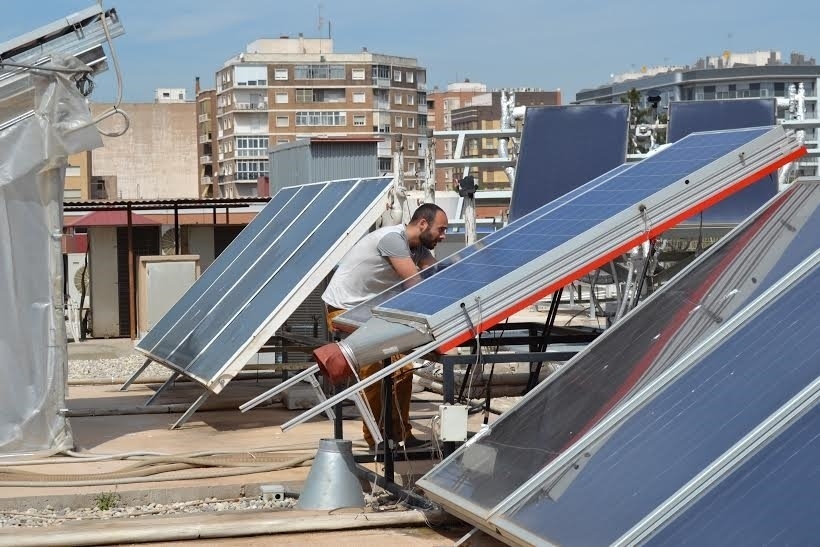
top-left (91, 103), bottom-right (198, 199)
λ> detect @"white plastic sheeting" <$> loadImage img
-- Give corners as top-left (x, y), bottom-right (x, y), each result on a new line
top-left (0, 57), bottom-right (102, 456)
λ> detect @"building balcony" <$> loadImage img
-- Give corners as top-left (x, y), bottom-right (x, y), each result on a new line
top-left (199, 133), bottom-right (211, 144)
top-left (417, 82), bottom-right (427, 91)
top-left (417, 103), bottom-right (428, 114)
top-left (198, 114), bottom-right (209, 122)
top-left (235, 102), bottom-right (269, 111)
top-left (374, 77), bottom-right (391, 88)
top-left (200, 155), bottom-right (212, 164)
top-left (200, 176), bottom-right (212, 186)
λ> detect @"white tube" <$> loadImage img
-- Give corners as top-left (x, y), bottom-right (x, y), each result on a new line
top-left (4, 509), bottom-right (448, 547)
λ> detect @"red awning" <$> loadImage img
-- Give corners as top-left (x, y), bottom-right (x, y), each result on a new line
top-left (68, 210), bottom-right (161, 227)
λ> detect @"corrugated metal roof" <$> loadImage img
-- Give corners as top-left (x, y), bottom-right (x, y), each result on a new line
top-left (63, 197), bottom-right (270, 211)
top-left (68, 211), bottom-right (161, 227)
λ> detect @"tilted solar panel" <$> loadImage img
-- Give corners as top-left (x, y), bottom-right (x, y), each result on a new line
top-left (490, 261), bottom-right (819, 546)
top-left (509, 104), bottom-right (629, 221)
top-left (668, 99), bottom-right (778, 225)
top-left (334, 163), bottom-right (636, 331)
top-left (417, 179), bottom-right (820, 523)
top-left (372, 126), bottom-right (804, 351)
top-left (643, 404), bottom-right (820, 546)
top-left (136, 177), bottom-right (393, 392)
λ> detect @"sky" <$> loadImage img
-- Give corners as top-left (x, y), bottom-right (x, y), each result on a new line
top-left (2, 0), bottom-right (819, 104)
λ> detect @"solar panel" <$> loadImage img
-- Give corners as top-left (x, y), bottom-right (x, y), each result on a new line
top-left (136, 177), bottom-right (393, 392)
top-left (417, 179), bottom-right (820, 522)
top-left (643, 404), bottom-right (820, 546)
top-left (508, 104), bottom-right (629, 221)
top-left (489, 262), bottom-right (819, 546)
top-left (668, 99), bottom-right (778, 226)
top-left (335, 163), bottom-right (636, 331)
top-left (371, 126), bottom-right (804, 351)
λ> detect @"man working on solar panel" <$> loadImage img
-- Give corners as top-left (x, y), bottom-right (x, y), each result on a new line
top-left (316, 202), bottom-right (448, 451)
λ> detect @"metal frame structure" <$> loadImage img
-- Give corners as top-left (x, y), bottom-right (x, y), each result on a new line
top-left (0, 5), bottom-right (124, 131)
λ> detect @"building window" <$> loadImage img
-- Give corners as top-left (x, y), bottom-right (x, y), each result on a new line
top-left (275, 92), bottom-right (288, 104)
top-left (236, 136), bottom-right (269, 157)
top-left (235, 65), bottom-right (267, 86)
top-left (295, 111), bottom-right (347, 126)
top-left (294, 64), bottom-right (346, 79)
top-left (274, 68), bottom-right (288, 80)
top-left (276, 116), bottom-right (289, 127)
top-left (406, 140), bottom-right (415, 151)
top-left (394, 115), bottom-right (403, 128)
top-left (407, 116), bottom-right (415, 128)
top-left (352, 91), bottom-right (366, 103)
top-left (372, 65), bottom-right (390, 79)
top-left (393, 70), bottom-right (402, 82)
top-left (276, 138), bottom-right (289, 144)
top-left (407, 94), bottom-right (415, 105)
top-left (394, 93), bottom-right (402, 105)
top-left (352, 68), bottom-right (365, 80)
top-left (379, 157), bottom-right (392, 172)
top-left (406, 71), bottom-right (414, 84)
top-left (418, 114), bottom-right (427, 128)
top-left (296, 88), bottom-right (345, 103)
top-left (236, 160), bottom-right (269, 180)
top-left (353, 115), bottom-right (366, 126)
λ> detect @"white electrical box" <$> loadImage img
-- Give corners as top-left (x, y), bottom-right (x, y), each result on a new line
top-left (439, 404), bottom-right (468, 442)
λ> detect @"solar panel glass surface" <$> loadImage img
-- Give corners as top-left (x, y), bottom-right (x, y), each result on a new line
top-left (509, 105), bottom-right (629, 221)
top-left (377, 128), bottom-right (773, 317)
top-left (493, 265), bottom-right (819, 546)
top-left (418, 181), bottom-right (820, 516)
top-left (137, 178), bottom-right (392, 384)
top-left (668, 99), bottom-right (778, 225)
top-left (646, 404), bottom-right (820, 546)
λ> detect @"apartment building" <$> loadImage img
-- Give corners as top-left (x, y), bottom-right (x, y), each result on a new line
top-left (449, 89), bottom-right (562, 190)
top-left (196, 36), bottom-right (428, 197)
top-left (427, 81), bottom-right (490, 191)
top-left (575, 50), bottom-right (820, 177)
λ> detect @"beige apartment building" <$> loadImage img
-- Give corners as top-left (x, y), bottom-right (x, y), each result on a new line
top-left (196, 36), bottom-right (428, 197)
top-left (428, 83), bottom-right (562, 191)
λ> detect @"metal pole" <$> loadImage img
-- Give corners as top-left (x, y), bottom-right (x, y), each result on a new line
top-left (382, 358), bottom-right (394, 483)
top-left (173, 205), bottom-right (180, 254)
top-left (127, 204), bottom-right (136, 339)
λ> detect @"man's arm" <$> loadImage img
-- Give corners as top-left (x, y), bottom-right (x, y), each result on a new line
top-left (387, 256), bottom-right (420, 280)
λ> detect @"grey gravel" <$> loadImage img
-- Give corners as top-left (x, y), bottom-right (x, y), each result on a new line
top-left (67, 354), bottom-right (171, 382)
top-left (0, 496), bottom-right (298, 528)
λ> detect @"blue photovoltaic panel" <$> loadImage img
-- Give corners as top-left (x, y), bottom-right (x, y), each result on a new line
top-left (376, 127), bottom-right (773, 318)
top-left (137, 177), bottom-right (393, 388)
top-left (336, 164), bottom-right (635, 329)
top-left (509, 105), bottom-right (629, 221)
top-left (647, 404), bottom-right (820, 546)
top-left (418, 180), bottom-right (820, 516)
top-left (137, 184), bottom-right (304, 354)
top-left (668, 99), bottom-right (777, 225)
top-left (494, 265), bottom-right (820, 546)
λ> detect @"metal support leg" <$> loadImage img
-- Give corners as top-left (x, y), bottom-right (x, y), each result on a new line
top-left (144, 372), bottom-right (179, 406)
top-left (382, 359), bottom-right (394, 483)
top-left (120, 358), bottom-right (152, 391)
top-left (442, 359), bottom-right (456, 457)
top-left (171, 391), bottom-right (211, 430)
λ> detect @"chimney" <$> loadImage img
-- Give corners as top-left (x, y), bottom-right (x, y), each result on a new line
top-left (195, 76), bottom-right (200, 94)
top-left (362, 46), bottom-right (368, 52)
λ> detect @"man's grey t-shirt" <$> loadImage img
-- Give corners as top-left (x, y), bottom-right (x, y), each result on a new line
top-left (322, 225), bottom-right (433, 310)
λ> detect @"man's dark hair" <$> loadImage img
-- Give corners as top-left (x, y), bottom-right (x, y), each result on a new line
top-left (410, 203), bottom-right (445, 225)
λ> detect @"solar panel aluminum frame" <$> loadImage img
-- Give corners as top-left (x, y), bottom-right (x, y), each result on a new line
top-left (482, 250), bottom-right (820, 546)
top-left (372, 126), bottom-right (805, 352)
top-left (615, 376), bottom-right (820, 547)
top-left (415, 178), bottom-right (820, 525)
top-left (136, 177), bottom-right (392, 393)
